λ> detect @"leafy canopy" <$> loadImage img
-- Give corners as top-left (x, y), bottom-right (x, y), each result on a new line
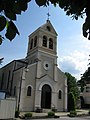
top-left (0, 0), bottom-right (31, 44)
top-left (0, 0), bottom-right (90, 44)
top-left (65, 72), bottom-right (79, 100)
top-left (78, 66), bottom-right (90, 92)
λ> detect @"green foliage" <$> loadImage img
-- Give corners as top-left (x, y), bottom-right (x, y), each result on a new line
top-left (48, 111), bottom-right (55, 117)
top-left (79, 67), bottom-right (90, 90)
top-left (35, 0), bottom-right (90, 40)
top-left (24, 112), bottom-right (32, 118)
top-left (68, 110), bottom-right (77, 117)
top-left (0, 16), bottom-right (6, 31)
top-left (65, 72), bottom-right (79, 100)
top-left (68, 92), bottom-right (76, 112)
top-left (65, 72), bottom-right (79, 111)
top-left (0, 0), bottom-right (90, 43)
top-left (15, 109), bottom-right (20, 118)
top-left (5, 21), bottom-right (19, 40)
top-left (0, 0), bottom-right (31, 42)
top-left (88, 110), bottom-right (90, 114)
top-left (35, 0), bottom-right (47, 6)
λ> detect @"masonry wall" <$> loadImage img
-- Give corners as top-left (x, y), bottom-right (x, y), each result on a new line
top-left (0, 98), bottom-right (16, 119)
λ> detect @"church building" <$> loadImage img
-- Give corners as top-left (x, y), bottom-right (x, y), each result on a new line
top-left (0, 20), bottom-right (67, 112)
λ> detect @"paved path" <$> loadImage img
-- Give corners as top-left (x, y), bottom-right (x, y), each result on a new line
top-left (16, 116), bottom-right (90, 120)
top-left (16, 109), bottom-right (89, 120)
top-left (19, 109), bottom-right (89, 117)
top-left (29, 116), bottom-right (90, 120)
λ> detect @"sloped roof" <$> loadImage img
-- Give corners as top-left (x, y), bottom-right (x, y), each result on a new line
top-left (40, 20), bottom-right (58, 35)
top-left (29, 20), bottom-right (58, 37)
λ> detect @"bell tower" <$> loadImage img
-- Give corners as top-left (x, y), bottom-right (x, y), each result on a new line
top-left (26, 20), bottom-right (58, 66)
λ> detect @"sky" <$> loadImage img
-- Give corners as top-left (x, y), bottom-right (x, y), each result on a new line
top-left (0, 1), bottom-right (90, 80)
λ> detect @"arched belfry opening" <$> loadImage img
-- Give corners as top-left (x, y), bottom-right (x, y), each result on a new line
top-left (41, 84), bottom-right (52, 109)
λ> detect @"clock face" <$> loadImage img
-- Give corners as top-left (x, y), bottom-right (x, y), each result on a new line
top-left (43, 61), bottom-right (50, 70)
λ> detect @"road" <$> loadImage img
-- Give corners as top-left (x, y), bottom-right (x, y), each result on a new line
top-left (31, 116), bottom-right (90, 120)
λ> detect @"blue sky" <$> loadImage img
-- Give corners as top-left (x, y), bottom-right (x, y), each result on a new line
top-left (0, 1), bottom-right (90, 80)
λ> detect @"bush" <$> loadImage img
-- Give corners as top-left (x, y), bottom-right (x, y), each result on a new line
top-left (48, 111), bottom-right (55, 117)
top-left (68, 110), bottom-right (77, 117)
top-left (15, 109), bottom-right (20, 118)
top-left (88, 110), bottom-right (90, 114)
top-left (24, 112), bottom-right (32, 118)
top-left (68, 92), bottom-right (76, 111)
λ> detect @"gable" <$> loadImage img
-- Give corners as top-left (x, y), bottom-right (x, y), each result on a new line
top-left (40, 20), bottom-right (58, 36)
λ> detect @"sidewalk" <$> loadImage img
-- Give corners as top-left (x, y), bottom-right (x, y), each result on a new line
top-left (16, 109), bottom-right (89, 119)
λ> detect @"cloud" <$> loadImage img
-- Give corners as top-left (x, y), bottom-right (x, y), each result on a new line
top-left (58, 50), bottom-right (89, 80)
top-left (57, 32), bottom-right (90, 80)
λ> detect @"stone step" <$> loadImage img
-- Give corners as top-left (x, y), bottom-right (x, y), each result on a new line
top-left (42, 109), bottom-right (51, 113)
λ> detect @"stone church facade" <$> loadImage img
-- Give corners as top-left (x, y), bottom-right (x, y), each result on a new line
top-left (0, 20), bottom-right (67, 112)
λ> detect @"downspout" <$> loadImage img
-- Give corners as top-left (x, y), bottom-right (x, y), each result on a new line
top-left (33, 61), bottom-right (38, 111)
top-left (10, 60), bottom-right (16, 96)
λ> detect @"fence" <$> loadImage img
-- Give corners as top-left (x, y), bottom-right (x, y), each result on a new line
top-left (0, 98), bottom-right (16, 119)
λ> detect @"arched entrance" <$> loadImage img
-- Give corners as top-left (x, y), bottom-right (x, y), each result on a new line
top-left (41, 84), bottom-right (52, 109)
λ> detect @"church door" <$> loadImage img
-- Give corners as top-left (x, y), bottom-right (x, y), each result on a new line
top-left (41, 84), bottom-right (51, 109)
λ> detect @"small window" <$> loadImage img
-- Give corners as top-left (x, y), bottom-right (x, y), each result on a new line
top-left (30, 39), bottom-right (33, 49)
top-left (47, 26), bottom-right (51, 31)
top-left (34, 36), bottom-right (37, 47)
top-left (27, 86), bottom-right (32, 96)
top-left (58, 90), bottom-right (62, 99)
top-left (49, 38), bottom-right (53, 49)
top-left (42, 36), bottom-right (47, 47)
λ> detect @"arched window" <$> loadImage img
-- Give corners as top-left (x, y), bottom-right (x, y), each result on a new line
top-left (27, 86), bottom-right (32, 96)
top-left (58, 90), bottom-right (62, 99)
top-left (42, 36), bottom-right (47, 47)
top-left (49, 38), bottom-right (53, 49)
top-left (30, 39), bottom-right (33, 49)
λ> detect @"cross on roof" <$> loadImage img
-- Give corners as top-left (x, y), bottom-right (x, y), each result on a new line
top-left (47, 9), bottom-right (50, 20)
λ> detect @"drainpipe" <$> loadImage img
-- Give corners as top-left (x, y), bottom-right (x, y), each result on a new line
top-left (17, 67), bottom-right (23, 111)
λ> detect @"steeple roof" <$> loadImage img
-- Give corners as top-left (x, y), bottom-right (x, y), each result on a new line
top-left (40, 20), bottom-right (58, 36)
top-left (29, 20), bottom-right (58, 37)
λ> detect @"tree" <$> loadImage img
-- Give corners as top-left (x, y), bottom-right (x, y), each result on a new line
top-left (78, 67), bottom-right (90, 92)
top-left (65, 72), bottom-right (79, 100)
top-left (0, 0), bottom-right (90, 43)
top-left (68, 92), bottom-right (76, 111)
top-left (0, 0), bottom-right (31, 43)
top-left (65, 72), bottom-right (79, 111)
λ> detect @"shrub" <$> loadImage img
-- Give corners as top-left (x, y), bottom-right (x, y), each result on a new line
top-left (15, 109), bottom-right (20, 118)
top-left (24, 112), bottom-right (32, 118)
top-left (68, 92), bottom-right (76, 111)
top-left (68, 110), bottom-right (77, 117)
top-left (88, 110), bottom-right (90, 114)
top-left (48, 111), bottom-right (55, 117)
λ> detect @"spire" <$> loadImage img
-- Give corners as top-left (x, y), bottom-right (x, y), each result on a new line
top-left (47, 8), bottom-right (50, 22)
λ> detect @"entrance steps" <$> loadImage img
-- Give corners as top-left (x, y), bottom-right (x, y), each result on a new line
top-left (42, 109), bottom-right (51, 113)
